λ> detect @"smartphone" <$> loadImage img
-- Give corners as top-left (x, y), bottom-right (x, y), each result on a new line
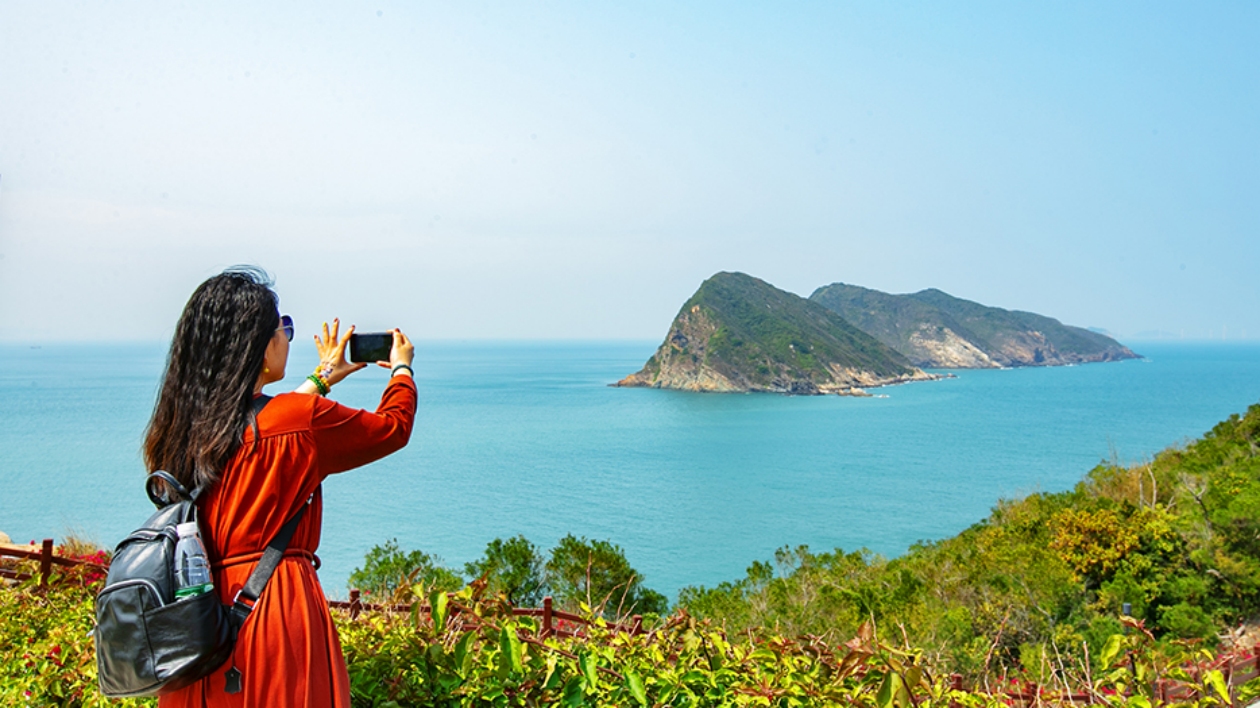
top-left (348, 332), bottom-right (393, 364)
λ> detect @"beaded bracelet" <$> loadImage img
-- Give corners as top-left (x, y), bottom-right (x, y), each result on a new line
top-left (307, 373), bottom-right (330, 396)
top-left (391, 364), bottom-right (414, 377)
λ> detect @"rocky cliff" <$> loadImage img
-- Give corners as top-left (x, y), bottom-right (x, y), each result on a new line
top-left (809, 283), bottom-right (1139, 368)
top-left (616, 273), bottom-right (937, 394)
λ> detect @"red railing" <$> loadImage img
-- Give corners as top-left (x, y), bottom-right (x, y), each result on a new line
top-left (0, 539), bottom-right (108, 587)
top-left (3, 538), bottom-right (642, 640)
top-left (329, 590), bottom-right (644, 638)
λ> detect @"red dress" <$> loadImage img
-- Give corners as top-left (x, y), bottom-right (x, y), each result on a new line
top-left (159, 376), bottom-right (417, 708)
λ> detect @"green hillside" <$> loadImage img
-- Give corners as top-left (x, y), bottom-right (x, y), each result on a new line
top-left (618, 272), bottom-right (927, 394)
top-left (810, 282), bottom-right (1138, 368)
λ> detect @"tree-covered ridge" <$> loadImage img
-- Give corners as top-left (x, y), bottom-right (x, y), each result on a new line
top-left (680, 401), bottom-right (1260, 679)
top-left (618, 272), bottom-right (930, 394)
top-left (809, 282), bottom-right (1138, 368)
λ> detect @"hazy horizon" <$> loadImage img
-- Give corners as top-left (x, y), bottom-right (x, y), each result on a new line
top-left (2, 2), bottom-right (1257, 344)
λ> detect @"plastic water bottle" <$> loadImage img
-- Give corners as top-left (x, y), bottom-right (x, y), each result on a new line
top-left (174, 522), bottom-right (214, 599)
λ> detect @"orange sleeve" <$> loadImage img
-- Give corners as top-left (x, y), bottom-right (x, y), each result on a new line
top-left (311, 375), bottom-right (417, 476)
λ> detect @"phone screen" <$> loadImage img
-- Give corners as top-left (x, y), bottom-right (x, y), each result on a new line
top-left (349, 332), bottom-right (393, 364)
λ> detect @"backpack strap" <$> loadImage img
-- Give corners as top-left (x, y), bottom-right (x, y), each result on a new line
top-left (146, 471), bottom-right (193, 507)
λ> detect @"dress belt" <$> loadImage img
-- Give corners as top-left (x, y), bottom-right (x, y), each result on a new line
top-left (218, 548), bottom-right (321, 571)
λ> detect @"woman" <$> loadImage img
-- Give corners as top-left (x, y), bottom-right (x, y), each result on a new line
top-left (145, 268), bottom-right (416, 707)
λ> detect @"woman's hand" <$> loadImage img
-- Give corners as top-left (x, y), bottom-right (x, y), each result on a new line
top-left (380, 328), bottom-right (414, 376)
top-left (314, 318), bottom-right (368, 386)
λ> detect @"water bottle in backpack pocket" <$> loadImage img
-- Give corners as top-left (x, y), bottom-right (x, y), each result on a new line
top-left (173, 522), bottom-right (214, 599)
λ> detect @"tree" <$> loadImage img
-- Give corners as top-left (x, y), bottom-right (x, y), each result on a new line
top-left (348, 539), bottom-right (463, 598)
top-left (545, 534), bottom-right (667, 618)
top-left (464, 535), bottom-right (548, 607)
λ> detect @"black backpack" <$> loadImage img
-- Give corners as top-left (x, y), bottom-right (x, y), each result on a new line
top-left (94, 398), bottom-right (311, 697)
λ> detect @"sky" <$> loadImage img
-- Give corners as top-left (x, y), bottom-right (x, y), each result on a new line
top-left (1, 2), bottom-right (1257, 343)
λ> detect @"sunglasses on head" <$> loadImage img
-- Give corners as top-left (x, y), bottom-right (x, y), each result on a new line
top-left (278, 314), bottom-right (294, 342)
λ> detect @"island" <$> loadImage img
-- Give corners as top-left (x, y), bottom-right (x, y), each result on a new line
top-left (615, 272), bottom-right (938, 395)
top-left (809, 282), bottom-right (1139, 368)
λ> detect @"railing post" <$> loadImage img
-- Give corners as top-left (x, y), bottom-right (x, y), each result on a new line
top-left (39, 539), bottom-right (54, 587)
top-left (349, 589), bottom-right (361, 620)
top-left (542, 596), bottom-right (553, 638)
top-left (949, 674), bottom-right (963, 708)
top-left (631, 614), bottom-right (642, 635)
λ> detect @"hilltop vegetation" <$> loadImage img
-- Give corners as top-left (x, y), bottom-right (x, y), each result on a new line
top-left (618, 272), bottom-right (933, 394)
top-left (679, 401), bottom-right (1260, 678)
top-left (810, 282), bottom-right (1138, 368)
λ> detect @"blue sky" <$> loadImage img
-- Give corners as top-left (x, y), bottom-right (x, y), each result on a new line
top-left (1, 2), bottom-right (1256, 342)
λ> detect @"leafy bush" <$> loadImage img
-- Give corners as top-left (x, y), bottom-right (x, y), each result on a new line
top-left (464, 535), bottom-right (548, 607)
top-left (1, 547), bottom-right (1257, 707)
top-left (349, 539), bottom-right (464, 597)
top-left (366, 534), bottom-right (667, 619)
top-left (545, 534), bottom-right (667, 618)
top-left (336, 581), bottom-right (982, 708)
top-left (0, 577), bottom-right (152, 707)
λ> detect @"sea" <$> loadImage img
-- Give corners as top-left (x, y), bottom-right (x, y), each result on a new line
top-left (2, 341), bottom-right (1258, 601)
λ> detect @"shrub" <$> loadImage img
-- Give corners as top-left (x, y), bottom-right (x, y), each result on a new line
top-left (349, 539), bottom-right (464, 597)
top-left (464, 535), bottom-right (548, 607)
top-left (0, 578), bottom-right (152, 707)
top-left (546, 534), bottom-right (667, 618)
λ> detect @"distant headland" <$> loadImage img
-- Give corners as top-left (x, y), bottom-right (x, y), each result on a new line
top-left (616, 272), bottom-right (1139, 395)
top-left (810, 282), bottom-right (1139, 368)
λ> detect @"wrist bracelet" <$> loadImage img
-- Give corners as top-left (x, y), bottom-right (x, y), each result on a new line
top-left (391, 364), bottom-right (414, 377)
top-left (307, 373), bottom-right (330, 396)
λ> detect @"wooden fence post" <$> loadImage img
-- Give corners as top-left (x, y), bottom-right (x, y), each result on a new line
top-left (542, 596), bottom-right (553, 638)
top-left (38, 539), bottom-right (54, 587)
top-left (631, 615), bottom-right (642, 635)
top-left (349, 589), bottom-right (361, 620)
top-left (949, 674), bottom-right (962, 708)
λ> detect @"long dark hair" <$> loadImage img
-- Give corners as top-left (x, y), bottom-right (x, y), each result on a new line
top-left (144, 267), bottom-right (280, 492)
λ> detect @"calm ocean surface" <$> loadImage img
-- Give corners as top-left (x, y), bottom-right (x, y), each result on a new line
top-left (2, 341), bottom-right (1258, 600)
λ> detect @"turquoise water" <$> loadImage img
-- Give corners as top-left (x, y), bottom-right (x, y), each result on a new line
top-left (2, 341), bottom-right (1259, 601)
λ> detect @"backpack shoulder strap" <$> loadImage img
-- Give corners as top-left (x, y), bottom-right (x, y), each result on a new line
top-left (227, 487), bottom-right (316, 628)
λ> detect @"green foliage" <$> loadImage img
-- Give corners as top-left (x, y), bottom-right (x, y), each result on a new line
top-left (7, 573), bottom-right (1257, 708)
top-left (0, 576), bottom-right (153, 707)
top-left (358, 535), bottom-right (667, 619)
top-left (349, 538), bottom-right (464, 597)
top-left (546, 534), bottom-right (668, 618)
top-left (336, 584), bottom-right (1007, 708)
top-left (464, 535), bottom-right (548, 607)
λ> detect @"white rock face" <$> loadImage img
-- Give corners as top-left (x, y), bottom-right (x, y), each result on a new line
top-left (907, 326), bottom-right (996, 368)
